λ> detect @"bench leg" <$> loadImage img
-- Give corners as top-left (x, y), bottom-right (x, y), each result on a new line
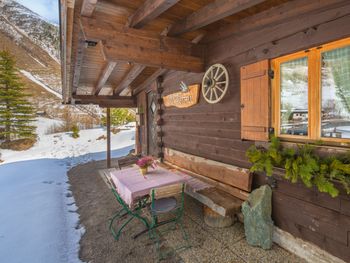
top-left (203, 206), bottom-right (235, 228)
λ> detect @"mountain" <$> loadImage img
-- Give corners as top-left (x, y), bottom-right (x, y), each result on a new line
top-left (0, 0), bottom-right (61, 97)
top-left (0, 0), bottom-right (102, 122)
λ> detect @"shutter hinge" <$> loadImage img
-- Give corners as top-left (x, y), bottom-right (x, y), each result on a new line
top-left (268, 69), bottom-right (274, 79)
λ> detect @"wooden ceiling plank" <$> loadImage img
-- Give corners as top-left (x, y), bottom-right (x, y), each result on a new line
top-left (133, 68), bottom-right (167, 95)
top-left (128, 0), bottom-right (180, 28)
top-left (81, 0), bottom-right (98, 17)
top-left (103, 43), bottom-right (203, 72)
top-left (168, 0), bottom-right (267, 36)
top-left (114, 64), bottom-right (146, 95)
top-left (94, 61), bottom-right (117, 95)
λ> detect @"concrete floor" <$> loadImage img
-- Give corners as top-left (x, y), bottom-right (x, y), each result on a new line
top-left (68, 159), bottom-right (306, 263)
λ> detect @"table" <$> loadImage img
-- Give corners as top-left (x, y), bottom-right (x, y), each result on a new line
top-left (110, 165), bottom-right (189, 207)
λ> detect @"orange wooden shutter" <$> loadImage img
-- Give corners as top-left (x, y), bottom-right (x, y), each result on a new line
top-left (240, 60), bottom-right (270, 141)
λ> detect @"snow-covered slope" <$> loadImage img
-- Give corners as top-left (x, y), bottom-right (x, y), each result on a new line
top-left (0, 0), bottom-right (102, 120)
top-left (0, 0), bottom-right (59, 61)
top-left (0, 0), bottom-right (62, 101)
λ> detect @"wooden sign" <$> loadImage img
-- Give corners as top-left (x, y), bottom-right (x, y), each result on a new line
top-left (163, 84), bottom-right (200, 108)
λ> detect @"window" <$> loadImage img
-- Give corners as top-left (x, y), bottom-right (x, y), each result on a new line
top-left (272, 37), bottom-right (350, 142)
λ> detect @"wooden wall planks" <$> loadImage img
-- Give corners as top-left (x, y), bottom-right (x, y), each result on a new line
top-left (156, 0), bottom-right (350, 261)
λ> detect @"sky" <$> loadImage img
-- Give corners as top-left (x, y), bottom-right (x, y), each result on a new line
top-left (15, 0), bottom-right (59, 24)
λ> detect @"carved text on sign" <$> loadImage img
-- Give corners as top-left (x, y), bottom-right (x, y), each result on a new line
top-left (163, 84), bottom-right (200, 108)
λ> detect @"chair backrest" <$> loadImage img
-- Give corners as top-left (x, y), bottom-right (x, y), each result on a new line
top-left (151, 183), bottom-right (184, 200)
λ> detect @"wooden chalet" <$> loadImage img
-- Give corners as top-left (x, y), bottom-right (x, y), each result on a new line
top-left (59, 0), bottom-right (350, 261)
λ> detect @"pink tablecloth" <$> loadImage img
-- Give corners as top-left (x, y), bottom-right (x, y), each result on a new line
top-left (111, 166), bottom-right (189, 207)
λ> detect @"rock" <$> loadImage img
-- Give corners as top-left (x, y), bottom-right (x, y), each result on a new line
top-left (242, 185), bottom-right (274, 249)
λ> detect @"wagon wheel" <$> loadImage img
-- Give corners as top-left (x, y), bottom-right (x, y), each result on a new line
top-left (202, 64), bottom-right (229, 104)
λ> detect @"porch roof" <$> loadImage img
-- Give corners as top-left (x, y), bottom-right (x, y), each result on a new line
top-left (59, 0), bottom-right (287, 107)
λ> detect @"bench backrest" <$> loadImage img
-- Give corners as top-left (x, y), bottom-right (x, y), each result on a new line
top-left (164, 148), bottom-right (252, 200)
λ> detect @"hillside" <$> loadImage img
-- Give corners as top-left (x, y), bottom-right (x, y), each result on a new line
top-left (0, 0), bottom-right (102, 121)
top-left (0, 0), bottom-right (61, 96)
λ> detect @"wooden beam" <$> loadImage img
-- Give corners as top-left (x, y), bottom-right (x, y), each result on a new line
top-left (73, 95), bottom-right (136, 108)
top-left (106, 107), bottom-right (111, 168)
top-left (103, 43), bottom-right (203, 72)
top-left (72, 31), bottom-right (86, 95)
top-left (94, 61), bottom-right (117, 95)
top-left (81, 0), bottom-right (98, 17)
top-left (80, 17), bottom-right (196, 55)
top-left (203, 0), bottom-right (347, 43)
top-left (168, 0), bottom-right (267, 36)
top-left (114, 64), bottom-right (145, 95)
top-left (128, 0), bottom-right (180, 28)
top-left (133, 68), bottom-right (167, 95)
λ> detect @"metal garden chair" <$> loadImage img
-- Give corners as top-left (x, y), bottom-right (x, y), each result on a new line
top-left (148, 183), bottom-right (190, 260)
top-left (109, 187), bottom-right (149, 241)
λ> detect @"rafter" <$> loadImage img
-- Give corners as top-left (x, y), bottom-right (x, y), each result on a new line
top-left (128, 0), bottom-right (180, 28)
top-left (114, 64), bottom-right (145, 95)
top-left (103, 43), bottom-right (203, 72)
top-left (133, 68), bottom-right (167, 95)
top-left (168, 0), bottom-right (267, 36)
top-left (93, 61), bottom-right (117, 95)
top-left (81, 0), bottom-right (98, 17)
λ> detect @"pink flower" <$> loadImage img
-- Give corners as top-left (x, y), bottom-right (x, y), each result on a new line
top-left (136, 156), bottom-right (157, 169)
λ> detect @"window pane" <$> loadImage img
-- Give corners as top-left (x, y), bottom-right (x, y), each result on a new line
top-left (280, 57), bottom-right (308, 136)
top-left (321, 45), bottom-right (350, 139)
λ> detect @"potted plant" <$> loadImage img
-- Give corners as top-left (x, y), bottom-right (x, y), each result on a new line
top-left (136, 156), bottom-right (157, 176)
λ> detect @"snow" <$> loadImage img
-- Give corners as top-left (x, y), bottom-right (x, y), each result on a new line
top-left (0, 117), bottom-right (136, 263)
top-left (29, 54), bottom-right (47, 68)
top-left (20, 70), bottom-right (62, 99)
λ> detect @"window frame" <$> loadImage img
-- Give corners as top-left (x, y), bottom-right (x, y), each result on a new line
top-left (272, 37), bottom-right (350, 144)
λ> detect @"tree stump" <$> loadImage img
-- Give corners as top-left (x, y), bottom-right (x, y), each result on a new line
top-left (203, 206), bottom-right (235, 228)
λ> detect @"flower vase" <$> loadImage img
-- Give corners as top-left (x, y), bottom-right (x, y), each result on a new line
top-left (140, 167), bottom-right (148, 176)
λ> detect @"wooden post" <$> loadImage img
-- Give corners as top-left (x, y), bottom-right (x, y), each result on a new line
top-left (106, 107), bottom-right (111, 168)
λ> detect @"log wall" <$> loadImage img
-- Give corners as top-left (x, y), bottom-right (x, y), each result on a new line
top-left (157, 0), bottom-right (350, 261)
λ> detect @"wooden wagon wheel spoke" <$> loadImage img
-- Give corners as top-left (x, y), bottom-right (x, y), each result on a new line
top-left (216, 70), bottom-right (226, 81)
top-left (214, 66), bottom-right (221, 79)
top-left (204, 87), bottom-right (211, 96)
top-left (213, 87), bottom-right (219, 100)
top-left (202, 64), bottom-right (229, 104)
top-left (215, 85), bottom-right (224, 93)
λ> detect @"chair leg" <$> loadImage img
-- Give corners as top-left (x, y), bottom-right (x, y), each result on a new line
top-left (109, 213), bottom-right (134, 240)
top-left (108, 209), bottom-right (125, 232)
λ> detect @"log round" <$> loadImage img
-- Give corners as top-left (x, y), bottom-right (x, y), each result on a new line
top-left (203, 206), bottom-right (234, 228)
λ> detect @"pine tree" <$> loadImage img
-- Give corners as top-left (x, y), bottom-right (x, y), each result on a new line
top-left (0, 50), bottom-right (36, 142)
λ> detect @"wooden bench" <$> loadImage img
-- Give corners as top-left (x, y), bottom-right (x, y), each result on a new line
top-left (164, 148), bottom-right (252, 227)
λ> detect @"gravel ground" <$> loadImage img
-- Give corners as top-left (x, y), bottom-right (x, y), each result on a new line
top-left (68, 159), bottom-right (306, 263)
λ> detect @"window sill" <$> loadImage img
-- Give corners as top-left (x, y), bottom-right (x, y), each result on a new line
top-left (277, 137), bottom-right (350, 155)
